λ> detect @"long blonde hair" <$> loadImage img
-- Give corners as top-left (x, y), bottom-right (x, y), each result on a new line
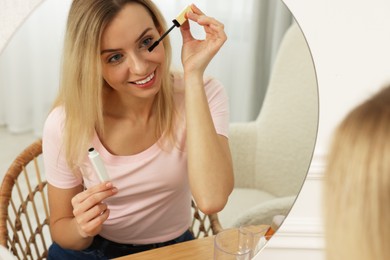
top-left (324, 86), bottom-right (390, 260)
top-left (53, 0), bottom-right (175, 171)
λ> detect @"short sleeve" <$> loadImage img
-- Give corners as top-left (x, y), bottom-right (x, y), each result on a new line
top-left (42, 107), bottom-right (83, 188)
top-left (204, 77), bottom-right (230, 138)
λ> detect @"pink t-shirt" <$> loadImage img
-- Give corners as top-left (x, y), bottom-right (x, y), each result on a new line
top-left (42, 76), bottom-right (229, 244)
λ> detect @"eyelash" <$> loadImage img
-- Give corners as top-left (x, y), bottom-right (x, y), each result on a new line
top-left (105, 36), bottom-right (155, 64)
top-left (108, 54), bottom-right (123, 64)
top-left (140, 36), bottom-right (154, 48)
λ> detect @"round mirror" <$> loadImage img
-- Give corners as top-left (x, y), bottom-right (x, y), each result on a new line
top-left (0, 0), bottom-right (318, 258)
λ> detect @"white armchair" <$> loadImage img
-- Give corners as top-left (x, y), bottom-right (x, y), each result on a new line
top-left (219, 22), bottom-right (318, 227)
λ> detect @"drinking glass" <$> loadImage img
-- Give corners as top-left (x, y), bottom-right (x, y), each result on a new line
top-left (214, 228), bottom-right (252, 260)
top-left (239, 225), bottom-right (270, 258)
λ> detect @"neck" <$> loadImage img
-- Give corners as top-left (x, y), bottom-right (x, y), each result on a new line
top-left (103, 88), bottom-right (156, 123)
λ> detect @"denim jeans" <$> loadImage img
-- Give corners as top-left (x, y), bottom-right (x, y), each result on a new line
top-left (47, 230), bottom-right (194, 259)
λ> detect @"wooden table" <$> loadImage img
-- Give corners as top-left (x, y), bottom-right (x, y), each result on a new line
top-left (114, 225), bottom-right (269, 260)
top-left (114, 236), bottom-right (214, 260)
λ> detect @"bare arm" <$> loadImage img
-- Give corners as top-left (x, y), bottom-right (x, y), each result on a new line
top-left (48, 182), bottom-right (117, 250)
top-left (180, 4), bottom-right (234, 215)
top-left (185, 76), bottom-right (234, 215)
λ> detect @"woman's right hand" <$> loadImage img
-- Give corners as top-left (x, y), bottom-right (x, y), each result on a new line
top-left (71, 182), bottom-right (118, 238)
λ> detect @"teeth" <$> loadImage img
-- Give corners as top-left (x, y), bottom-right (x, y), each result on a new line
top-left (134, 72), bottom-right (154, 85)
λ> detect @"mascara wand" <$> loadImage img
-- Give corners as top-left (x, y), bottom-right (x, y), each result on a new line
top-left (148, 23), bottom-right (177, 52)
top-left (148, 5), bottom-right (192, 52)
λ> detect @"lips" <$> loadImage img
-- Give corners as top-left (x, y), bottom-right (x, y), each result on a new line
top-left (129, 71), bottom-right (155, 88)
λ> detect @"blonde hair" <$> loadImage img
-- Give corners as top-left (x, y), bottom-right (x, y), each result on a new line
top-left (324, 86), bottom-right (390, 260)
top-left (52, 0), bottom-right (175, 171)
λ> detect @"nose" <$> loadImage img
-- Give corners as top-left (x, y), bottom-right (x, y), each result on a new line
top-left (126, 52), bottom-right (148, 76)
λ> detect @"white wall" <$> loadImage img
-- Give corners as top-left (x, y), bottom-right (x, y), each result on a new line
top-left (2, 1), bottom-right (390, 259)
top-left (255, 0), bottom-right (390, 259)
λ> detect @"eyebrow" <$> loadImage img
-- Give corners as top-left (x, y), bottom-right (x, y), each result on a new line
top-left (100, 27), bottom-right (153, 55)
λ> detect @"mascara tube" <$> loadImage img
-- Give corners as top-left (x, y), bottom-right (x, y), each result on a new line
top-left (88, 147), bottom-right (110, 182)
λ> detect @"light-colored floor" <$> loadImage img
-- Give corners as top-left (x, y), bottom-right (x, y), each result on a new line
top-left (0, 126), bottom-right (39, 178)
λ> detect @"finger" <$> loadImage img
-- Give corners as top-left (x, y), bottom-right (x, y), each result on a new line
top-left (186, 4), bottom-right (223, 27)
top-left (74, 187), bottom-right (117, 216)
top-left (78, 208), bottom-right (110, 237)
top-left (190, 3), bottom-right (205, 16)
top-left (199, 18), bottom-right (226, 43)
top-left (187, 21), bottom-right (226, 46)
top-left (89, 208), bottom-right (110, 227)
top-left (74, 202), bottom-right (108, 224)
top-left (72, 182), bottom-right (115, 205)
top-left (186, 12), bottom-right (224, 37)
top-left (180, 20), bottom-right (195, 43)
top-left (188, 13), bottom-right (223, 29)
top-left (209, 23), bottom-right (227, 42)
top-left (73, 200), bottom-right (108, 220)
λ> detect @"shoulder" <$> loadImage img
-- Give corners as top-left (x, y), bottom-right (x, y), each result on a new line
top-left (43, 106), bottom-right (65, 139)
top-left (44, 106), bottom-right (65, 127)
top-left (46, 106), bottom-right (65, 121)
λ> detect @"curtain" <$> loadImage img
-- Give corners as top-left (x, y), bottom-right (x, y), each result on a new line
top-left (0, 0), bottom-right (69, 135)
top-left (0, 0), bottom-right (292, 136)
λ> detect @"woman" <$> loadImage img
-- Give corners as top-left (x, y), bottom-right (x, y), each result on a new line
top-left (43, 0), bottom-right (234, 258)
top-left (324, 86), bottom-right (390, 260)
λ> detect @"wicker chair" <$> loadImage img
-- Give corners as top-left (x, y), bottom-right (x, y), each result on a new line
top-left (0, 139), bottom-right (222, 259)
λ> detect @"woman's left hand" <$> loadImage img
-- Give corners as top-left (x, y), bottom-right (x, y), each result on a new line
top-left (180, 4), bottom-right (227, 76)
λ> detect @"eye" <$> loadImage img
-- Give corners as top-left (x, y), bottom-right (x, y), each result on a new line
top-left (140, 37), bottom-right (153, 48)
top-left (108, 53), bottom-right (123, 63)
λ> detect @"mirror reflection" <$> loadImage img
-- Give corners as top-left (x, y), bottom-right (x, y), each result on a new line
top-left (0, 0), bottom-right (318, 258)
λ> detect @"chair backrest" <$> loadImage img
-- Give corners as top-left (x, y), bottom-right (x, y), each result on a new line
top-left (254, 22), bottom-right (319, 197)
top-left (0, 139), bottom-right (50, 260)
top-left (190, 200), bottom-right (222, 238)
top-left (0, 139), bottom-right (221, 259)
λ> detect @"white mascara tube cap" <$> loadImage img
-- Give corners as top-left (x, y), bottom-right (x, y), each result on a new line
top-left (88, 148), bottom-right (110, 182)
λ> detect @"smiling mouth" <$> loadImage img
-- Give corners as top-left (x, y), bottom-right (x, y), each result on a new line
top-left (130, 71), bottom-right (155, 85)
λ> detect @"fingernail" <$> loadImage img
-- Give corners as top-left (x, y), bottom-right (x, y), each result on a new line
top-left (105, 182), bottom-right (112, 188)
top-left (112, 188), bottom-right (118, 193)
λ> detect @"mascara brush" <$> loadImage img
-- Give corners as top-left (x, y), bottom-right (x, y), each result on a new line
top-left (148, 5), bottom-right (193, 52)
